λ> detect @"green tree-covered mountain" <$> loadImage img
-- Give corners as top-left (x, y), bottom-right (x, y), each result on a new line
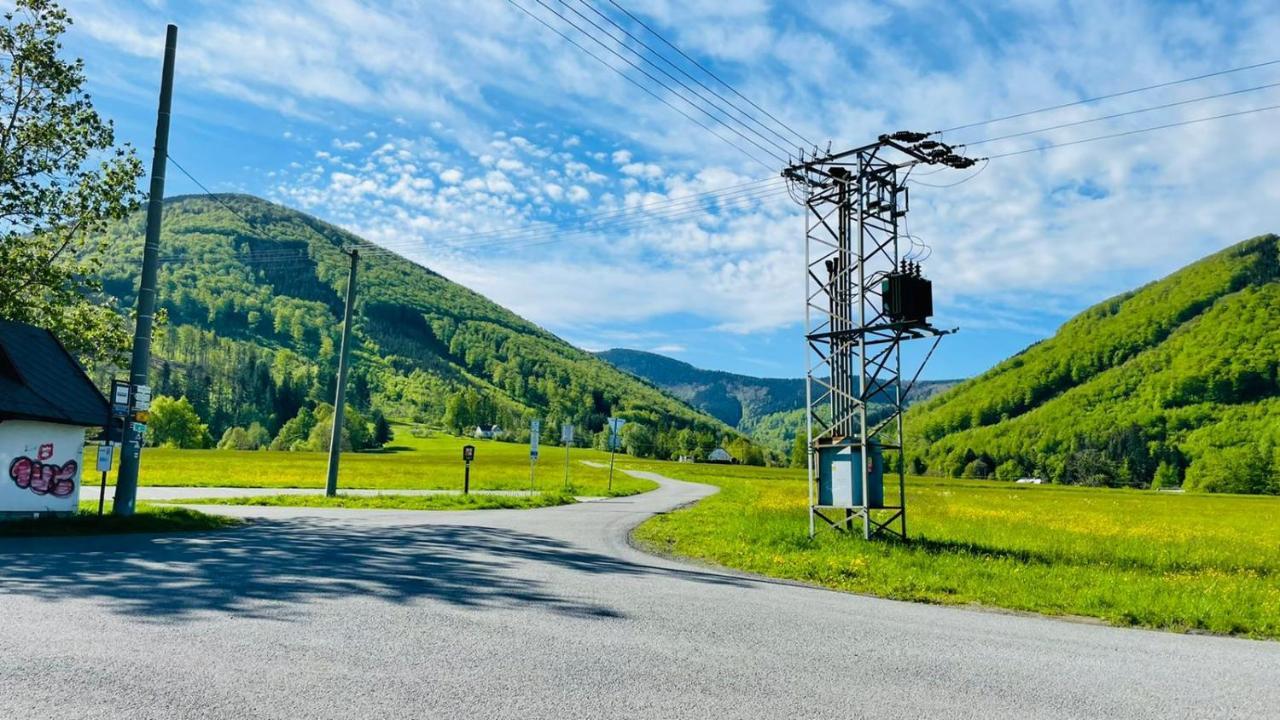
top-left (92, 195), bottom-right (742, 458)
top-left (906, 234), bottom-right (1280, 494)
top-left (597, 348), bottom-right (957, 460)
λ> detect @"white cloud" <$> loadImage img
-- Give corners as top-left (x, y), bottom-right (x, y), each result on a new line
top-left (620, 162), bottom-right (663, 179)
top-left (71, 0), bottom-right (1280, 362)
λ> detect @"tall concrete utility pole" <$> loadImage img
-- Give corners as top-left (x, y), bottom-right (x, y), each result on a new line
top-left (114, 24), bottom-right (177, 516)
top-left (325, 249), bottom-right (359, 497)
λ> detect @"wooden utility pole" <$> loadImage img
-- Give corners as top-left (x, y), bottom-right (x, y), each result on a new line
top-left (325, 249), bottom-right (359, 496)
top-left (114, 24), bottom-right (177, 516)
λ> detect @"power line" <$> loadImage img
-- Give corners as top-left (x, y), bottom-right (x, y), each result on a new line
top-left (960, 79), bottom-right (1280, 147)
top-left (985, 102), bottom-right (1280, 159)
top-left (506, 0), bottom-right (777, 170)
top-left (604, 0), bottom-right (813, 150)
top-left (907, 158), bottom-right (989, 187)
top-left (526, 0), bottom-right (788, 163)
top-left (573, 0), bottom-right (798, 156)
top-left (940, 57), bottom-right (1280, 134)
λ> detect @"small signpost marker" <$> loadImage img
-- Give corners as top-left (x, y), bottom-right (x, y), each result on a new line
top-left (96, 441), bottom-right (114, 516)
top-left (560, 423), bottom-right (574, 490)
top-left (462, 444), bottom-right (475, 495)
top-left (606, 417), bottom-right (625, 493)
top-left (529, 420), bottom-right (541, 494)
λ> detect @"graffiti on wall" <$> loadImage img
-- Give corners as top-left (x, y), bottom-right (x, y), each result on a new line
top-left (8, 441), bottom-right (78, 497)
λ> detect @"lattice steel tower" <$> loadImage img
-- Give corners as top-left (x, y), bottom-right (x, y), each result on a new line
top-left (783, 132), bottom-right (978, 540)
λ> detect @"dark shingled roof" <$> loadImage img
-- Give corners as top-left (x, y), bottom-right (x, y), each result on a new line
top-left (0, 319), bottom-right (109, 427)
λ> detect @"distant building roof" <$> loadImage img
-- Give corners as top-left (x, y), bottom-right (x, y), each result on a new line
top-left (707, 448), bottom-right (733, 462)
top-left (0, 320), bottom-right (109, 427)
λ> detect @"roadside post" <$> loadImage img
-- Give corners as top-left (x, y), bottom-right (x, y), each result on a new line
top-left (96, 443), bottom-right (114, 516)
top-left (606, 417), bottom-right (625, 493)
top-left (560, 423), bottom-right (574, 490)
top-left (529, 420), bottom-right (541, 494)
top-left (462, 444), bottom-right (475, 495)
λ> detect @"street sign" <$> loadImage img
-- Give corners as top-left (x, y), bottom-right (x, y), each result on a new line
top-left (110, 379), bottom-right (131, 416)
top-left (607, 417), bottom-right (626, 451)
top-left (133, 410), bottom-right (150, 423)
top-left (530, 420), bottom-right (541, 461)
top-left (133, 384), bottom-right (152, 411)
top-left (131, 422), bottom-right (147, 435)
top-left (462, 445), bottom-right (475, 462)
top-left (96, 444), bottom-right (114, 473)
top-left (560, 423), bottom-right (574, 444)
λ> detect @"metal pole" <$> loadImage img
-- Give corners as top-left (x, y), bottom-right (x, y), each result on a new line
top-left (113, 24), bottom-right (177, 517)
top-left (803, 186), bottom-right (816, 539)
top-left (325, 249), bottom-right (358, 497)
top-left (563, 441), bottom-right (571, 490)
top-left (857, 155), bottom-right (871, 540)
top-left (529, 458), bottom-right (536, 495)
top-left (464, 462), bottom-right (471, 495)
top-left (607, 444), bottom-right (616, 493)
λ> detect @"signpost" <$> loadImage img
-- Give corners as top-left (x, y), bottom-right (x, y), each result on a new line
top-left (529, 420), bottom-right (541, 494)
top-left (606, 417), bottom-right (625, 493)
top-left (96, 444), bottom-right (113, 516)
top-left (560, 423), bottom-right (574, 490)
top-left (462, 444), bottom-right (475, 495)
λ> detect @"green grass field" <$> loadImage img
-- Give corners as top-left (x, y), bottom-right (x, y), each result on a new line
top-left (625, 461), bottom-right (1280, 639)
top-left (88, 426), bottom-right (653, 497)
top-left (0, 504), bottom-right (240, 537)
top-left (174, 491), bottom-right (577, 511)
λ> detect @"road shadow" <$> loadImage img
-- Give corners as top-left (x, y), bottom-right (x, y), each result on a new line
top-left (0, 519), bottom-right (751, 623)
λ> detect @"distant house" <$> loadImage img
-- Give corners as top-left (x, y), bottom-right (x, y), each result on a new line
top-left (0, 320), bottom-right (109, 516)
top-left (1015, 477), bottom-right (1045, 485)
top-left (706, 448), bottom-right (735, 464)
top-left (473, 424), bottom-right (504, 440)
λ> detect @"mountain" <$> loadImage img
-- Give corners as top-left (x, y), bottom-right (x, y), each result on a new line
top-left (596, 349), bottom-right (806, 427)
top-left (91, 194), bottom-right (742, 457)
top-left (906, 234), bottom-right (1280, 494)
top-left (597, 348), bottom-right (958, 458)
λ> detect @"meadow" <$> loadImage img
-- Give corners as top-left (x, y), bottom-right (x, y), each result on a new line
top-left (87, 426), bottom-right (653, 498)
top-left (626, 462), bottom-right (1280, 639)
top-left (177, 492), bottom-right (578, 511)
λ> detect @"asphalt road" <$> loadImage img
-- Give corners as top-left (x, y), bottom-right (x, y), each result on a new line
top-left (2, 472), bottom-right (1277, 719)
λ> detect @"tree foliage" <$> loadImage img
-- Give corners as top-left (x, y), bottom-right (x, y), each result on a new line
top-left (147, 395), bottom-right (211, 449)
top-left (0, 0), bottom-right (143, 368)
top-left (906, 235), bottom-right (1280, 494)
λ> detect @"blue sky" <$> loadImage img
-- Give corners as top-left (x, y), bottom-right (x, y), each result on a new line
top-left (61, 0), bottom-right (1280, 380)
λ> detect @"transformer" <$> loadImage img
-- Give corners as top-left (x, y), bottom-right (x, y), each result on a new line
top-left (882, 262), bottom-right (933, 325)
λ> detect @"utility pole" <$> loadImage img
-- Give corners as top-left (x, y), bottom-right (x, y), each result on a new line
top-left (784, 131), bottom-right (977, 540)
top-left (114, 24), bottom-right (177, 516)
top-left (325, 249), bottom-right (359, 497)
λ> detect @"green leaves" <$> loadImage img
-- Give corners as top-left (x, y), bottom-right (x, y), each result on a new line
top-left (907, 234), bottom-right (1280, 493)
top-left (0, 0), bottom-right (144, 369)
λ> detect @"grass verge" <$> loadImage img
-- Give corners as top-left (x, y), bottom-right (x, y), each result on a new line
top-left (172, 491), bottom-right (578, 511)
top-left (627, 462), bottom-right (1280, 639)
top-left (87, 428), bottom-right (657, 498)
top-left (0, 504), bottom-right (241, 537)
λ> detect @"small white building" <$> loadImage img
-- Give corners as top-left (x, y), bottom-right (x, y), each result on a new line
top-left (0, 320), bottom-right (110, 516)
top-left (473, 424), bottom-right (503, 440)
top-left (1015, 477), bottom-right (1045, 485)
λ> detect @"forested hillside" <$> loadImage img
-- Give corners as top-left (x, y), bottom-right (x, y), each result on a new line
top-left (905, 234), bottom-right (1280, 494)
top-left (92, 195), bottom-right (744, 458)
top-left (598, 348), bottom-right (957, 460)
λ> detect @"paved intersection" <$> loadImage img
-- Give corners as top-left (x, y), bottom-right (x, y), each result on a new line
top-left (1, 472), bottom-right (1277, 719)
